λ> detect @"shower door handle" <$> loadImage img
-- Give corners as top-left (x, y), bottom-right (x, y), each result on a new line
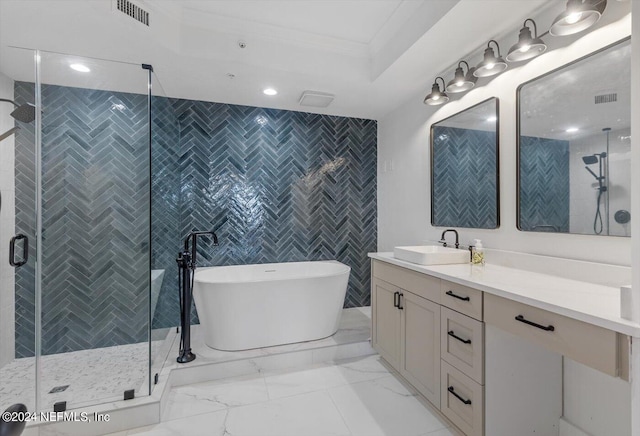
top-left (9, 234), bottom-right (28, 267)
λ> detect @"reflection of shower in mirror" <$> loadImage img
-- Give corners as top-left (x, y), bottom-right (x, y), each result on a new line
top-left (581, 128), bottom-right (611, 235)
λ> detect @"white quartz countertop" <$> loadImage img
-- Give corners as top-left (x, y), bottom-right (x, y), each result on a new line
top-left (368, 252), bottom-right (640, 337)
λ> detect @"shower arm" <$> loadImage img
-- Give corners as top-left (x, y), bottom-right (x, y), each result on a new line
top-left (0, 98), bottom-right (18, 107)
top-left (0, 126), bottom-right (19, 143)
top-left (584, 166), bottom-right (602, 181)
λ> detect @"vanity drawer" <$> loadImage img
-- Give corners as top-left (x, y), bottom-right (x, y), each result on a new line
top-left (484, 293), bottom-right (620, 377)
top-left (441, 307), bottom-right (484, 384)
top-left (441, 360), bottom-right (484, 436)
top-left (441, 281), bottom-right (483, 321)
top-left (372, 260), bottom-right (441, 304)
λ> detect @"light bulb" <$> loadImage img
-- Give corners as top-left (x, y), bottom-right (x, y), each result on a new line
top-left (486, 63), bottom-right (495, 70)
top-left (565, 12), bottom-right (582, 24)
top-left (520, 45), bottom-right (531, 53)
top-left (433, 95), bottom-right (440, 101)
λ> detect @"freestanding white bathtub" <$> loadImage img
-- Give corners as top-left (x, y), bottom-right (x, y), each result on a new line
top-left (193, 260), bottom-right (350, 351)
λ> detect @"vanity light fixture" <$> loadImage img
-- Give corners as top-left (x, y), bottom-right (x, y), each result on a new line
top-left (446, 61), bottom-right (477, 93)
top-left (424, 77), bottom-right (449, 106)
top-left (506, 19), bottom-right (547, 62)
top-left (473, 40), bottom-right (508, 78)
top-left (549, 0), bottom-right (607, 36)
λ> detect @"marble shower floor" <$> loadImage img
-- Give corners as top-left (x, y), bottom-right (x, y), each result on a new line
top-left (107, 354), bottom-right (461, 436)
top-left (0, 333), bottom-right (171, 413)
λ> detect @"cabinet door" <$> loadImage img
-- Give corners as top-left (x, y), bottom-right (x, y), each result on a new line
top-left (400, 291), bottom-right (441, 408)
top-left (372, 278), bottom-right (402, 369)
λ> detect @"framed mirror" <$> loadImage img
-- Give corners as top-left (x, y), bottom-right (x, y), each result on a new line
top-left (517, 38), bottom-right (630, 236)
top-left (431, 98), bottom-right (500, 229)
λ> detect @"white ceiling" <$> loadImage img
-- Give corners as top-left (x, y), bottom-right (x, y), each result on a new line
top-left (176, 0), bottom-right (408, 44)
top-left (0, 0), bottom-right (551, 119)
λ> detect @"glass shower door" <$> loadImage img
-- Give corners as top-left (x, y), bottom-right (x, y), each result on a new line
top-left (35, 51), bottom-right (152, 411)
top-left (0, 47), bottom-right (38, 415)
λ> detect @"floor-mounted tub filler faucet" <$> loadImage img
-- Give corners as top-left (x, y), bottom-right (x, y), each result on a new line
top-left (439, 229), bottom-right (459, 249)
top-left (176, 231), bottom-right (219, 363)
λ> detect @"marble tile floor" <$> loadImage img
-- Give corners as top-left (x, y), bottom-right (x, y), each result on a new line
top-left (107, 354), bottom-right (461, 436)
top-left (12, 308), bottom-right (378, 435)
top-left (161, 306), bottom-right (373, 373)
top-left (0, 334), bottom-right (170, 413)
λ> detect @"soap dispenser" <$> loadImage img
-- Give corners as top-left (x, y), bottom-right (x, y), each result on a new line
top-left (472, 239), bottom-right (485, 266)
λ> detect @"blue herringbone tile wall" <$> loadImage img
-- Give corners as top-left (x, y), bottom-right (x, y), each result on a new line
top-left (14, 82), bottom-right (151, 357)
top-left (432, 126), bottom-right (498, 229)
top-left (152, 99), bottom-right (377, 329)
top-left (14, 82), bottom-right (377, 355)
top-left (519, 136), bottom-right (570, 232)
top-left (150, 95), bottom-right (182, 329)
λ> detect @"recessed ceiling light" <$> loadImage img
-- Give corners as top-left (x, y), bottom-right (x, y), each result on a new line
top-left (486, 116), bottom-right (497, 122)
top-left (70, 63), bottom-right (90, 73)
top-left (566, 127), bottom-right (579, 133)
top-left (263, 88), bottom-right (277, 96)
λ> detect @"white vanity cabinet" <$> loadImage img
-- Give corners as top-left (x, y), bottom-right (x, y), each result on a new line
top-left (371, 261), bottom-right (442, 406)
top-left (372, 278), bottom-right (402, 369)
top-left (371, 255), bottom-right (633, 436)
top-left (438, 282), bottom-right (485, 436)
top-left (400, 290), bottom-right (441, 407)
top-left (371, 260), bottom-right (485, 434)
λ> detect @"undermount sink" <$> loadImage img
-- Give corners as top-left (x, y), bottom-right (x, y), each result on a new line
top-left (393, 245), bottom-right (469, 266)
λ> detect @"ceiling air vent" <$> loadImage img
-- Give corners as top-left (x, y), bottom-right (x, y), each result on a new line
top-left (299, 91), bottom-right (335, 108)
top-left (115, 0), bottom-right (149, 26)
top-left (594, 93), bottom-right (617, 104)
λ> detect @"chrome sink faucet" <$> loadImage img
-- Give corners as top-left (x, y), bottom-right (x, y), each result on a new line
top-left (440, 229), bottom-right (459, 249)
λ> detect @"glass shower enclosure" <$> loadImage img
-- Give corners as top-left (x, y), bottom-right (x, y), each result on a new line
top-left (0, 47), bottom-right (164, 415)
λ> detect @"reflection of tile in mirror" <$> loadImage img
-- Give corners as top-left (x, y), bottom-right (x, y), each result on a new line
top-left (432, 98), bottom-right (498, 230)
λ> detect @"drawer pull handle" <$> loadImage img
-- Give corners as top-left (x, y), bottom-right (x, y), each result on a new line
top-left (398, 293), bottom-right (404, 310)
top-left (515, 315), bottom-right (555, 332)
top-left (448, 386), bottom-right (472, 405)
top-left (446, 290), bottom-right (470, 301)
top-left (448, 330), bottom-right (471, 344)
top-left (393, 291), bottom-right (399, 308)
